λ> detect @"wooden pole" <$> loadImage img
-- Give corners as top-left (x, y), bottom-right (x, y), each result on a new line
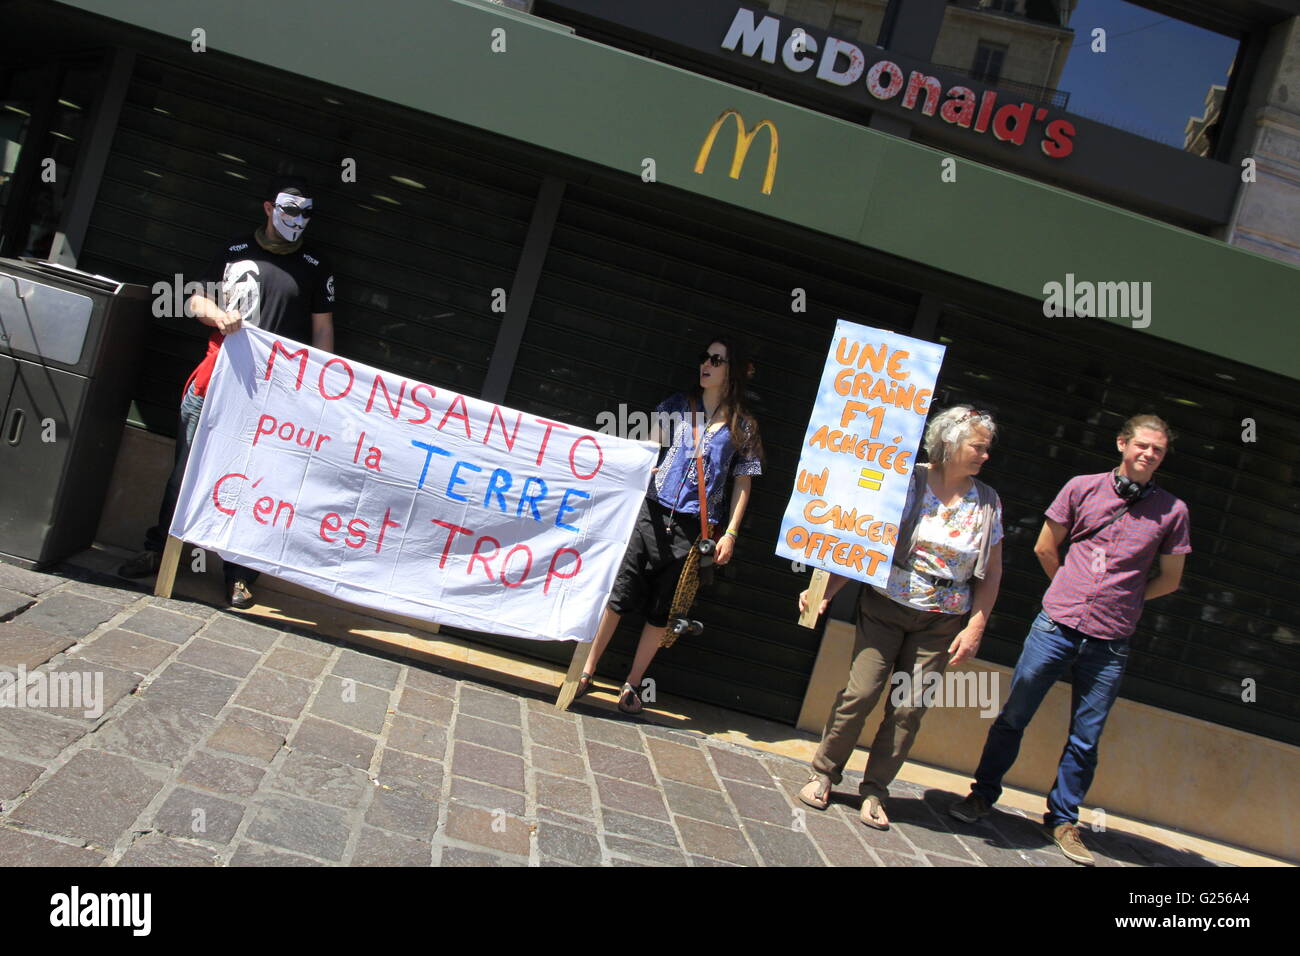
top-left (554, 640), bottom-right (589, 711)
top-left (153, 535), bottom-right (184, 599)
top-left (798, 568), bottom-right (830, 629)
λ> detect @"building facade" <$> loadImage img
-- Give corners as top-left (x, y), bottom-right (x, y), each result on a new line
top-left (2, 0), bottom-right (1298, 852)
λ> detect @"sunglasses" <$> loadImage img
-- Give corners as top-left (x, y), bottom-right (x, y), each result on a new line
top-left (275, 203), bottom-right (313, 220)
top-left (698, 352), bottom-right (729, 367)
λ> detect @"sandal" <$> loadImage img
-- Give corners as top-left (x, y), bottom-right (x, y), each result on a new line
top-left (617, 682), bottom-right (643, 715)
top-left (573, 673), bottom-right (595, 701)
top-left (798, 775), bottom-right (831, 811)
top-left (859, 794), bottom-right (890, 830)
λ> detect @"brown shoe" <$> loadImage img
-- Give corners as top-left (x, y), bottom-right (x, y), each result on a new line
top-left (798, 775), bottom-right (831, 811)
top-left (1045, 822), bottom-right (1095, 866)
top-left (949, 792), bottom-right (992, 824)
top-left (228, 580), bottom-right (254, 610)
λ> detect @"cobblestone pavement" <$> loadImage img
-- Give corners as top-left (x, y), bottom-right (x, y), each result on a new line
top-left (0, 562), bottom-right (1225, 867)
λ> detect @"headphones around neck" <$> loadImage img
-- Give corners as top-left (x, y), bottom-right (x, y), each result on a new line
top-left (1112, 469), bottom-right (1155, 503)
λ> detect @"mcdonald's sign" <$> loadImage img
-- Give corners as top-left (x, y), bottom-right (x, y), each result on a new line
top-left (693, 109), bottom-right (779, 195)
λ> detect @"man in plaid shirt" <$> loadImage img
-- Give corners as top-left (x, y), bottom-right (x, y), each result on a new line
top-left (949, 414), bottom-right (1192, 865)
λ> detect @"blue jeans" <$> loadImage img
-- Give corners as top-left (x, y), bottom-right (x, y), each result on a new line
top-left (971, 610), bottom-right (1129, 826)
top-left (145, 387), bottom-right (257, 586)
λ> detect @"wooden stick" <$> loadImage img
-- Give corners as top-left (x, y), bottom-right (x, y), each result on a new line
top-left (153, 535), bottom-right (184, 599)
top-left (798, 568), bottom-right (830, 629)
top-left (554, 639), bottom-right (590, 711)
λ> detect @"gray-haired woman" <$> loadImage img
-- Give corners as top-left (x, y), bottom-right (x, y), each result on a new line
top-left (796, 406), bottom-right (1004, 829)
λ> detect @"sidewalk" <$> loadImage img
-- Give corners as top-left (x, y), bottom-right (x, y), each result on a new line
top-left (0, 557), bottom-right (1263, 867)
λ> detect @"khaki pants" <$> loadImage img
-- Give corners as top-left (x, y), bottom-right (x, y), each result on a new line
top-left (812, 586), bottom-right (967, 800)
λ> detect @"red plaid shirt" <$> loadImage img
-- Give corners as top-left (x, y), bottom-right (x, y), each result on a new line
top-left (1041, 472), bottom-right (1192, 640)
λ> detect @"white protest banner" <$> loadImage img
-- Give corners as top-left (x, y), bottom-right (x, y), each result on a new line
top-left (171, 327), bottom-right (657, 641)
top-left (776, 319), bottom-right (945, 586)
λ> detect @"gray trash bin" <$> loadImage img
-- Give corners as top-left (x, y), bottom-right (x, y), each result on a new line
top-left (0, 258), bottom-right (151, 568)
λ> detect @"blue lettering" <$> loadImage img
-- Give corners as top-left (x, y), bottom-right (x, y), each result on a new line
top-left (411, 440), bottom-right (452, 490)
top-left (517, 476), bottom-right (547, 522)
top-left (446, 460), bottom-right (482, 502)
top-left (555, 488), bottom-right (591, 533)
top-left (484, 467), bottom-right (513, 513)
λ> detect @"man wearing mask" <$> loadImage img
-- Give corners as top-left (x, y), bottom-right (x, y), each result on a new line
top-left (949, 415), bottom-right (1191, 865)
top-left (119, 177), bottom-right (335, 609)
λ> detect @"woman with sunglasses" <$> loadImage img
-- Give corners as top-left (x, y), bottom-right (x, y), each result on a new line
top-left (797, 405), bottom-right (1003, 829)
top-left (577, 336), bottom-right (764, 714)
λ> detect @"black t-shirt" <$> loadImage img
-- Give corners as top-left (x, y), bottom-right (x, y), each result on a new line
top-left (198, 236), bottom-right (334, 341)
top-left (185, 236), bottom-right (336, 395)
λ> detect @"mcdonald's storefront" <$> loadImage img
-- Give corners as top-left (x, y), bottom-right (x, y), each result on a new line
top-left (5, 1), bottom-right (1300, 856)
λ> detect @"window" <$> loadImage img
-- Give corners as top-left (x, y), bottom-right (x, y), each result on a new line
top-left (971, 41), bottom-right (1007, 84)
top-left (0, 62), bottom-right (99, 260)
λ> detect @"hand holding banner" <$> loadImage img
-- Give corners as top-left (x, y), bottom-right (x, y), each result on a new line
top-left (170, 327), bottom-right (657, 642)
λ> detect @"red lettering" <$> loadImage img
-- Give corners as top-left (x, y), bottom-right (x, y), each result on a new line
top-left (253, 414), bottom-right (277, 446)
top-left (407, 384), bottom-right (436, 425)
top-left (902, 70), bottom-right (942, 116)
top-left (365, 374), bottom-right (406, 418)
top-left (1041, 119), bottom-right (1075, 159)
top-left (319, 357), bottom-right (355, 400)
top-left (264, 340), bottom-right (309, 390)
top-left (345, 518), bottom-right (368, 549)
top-left (438, 394), bottom-right (472, 439)
top-left (865, 60), bottom-right (904, 100)
top-left (568, 435), bottom-right (604, 480)
top-left (430, 519), bottom-right (472, 569)
top-left (544, 547), bottom-right (582, 594)
top-left (940, 86), bottom-right (977, 128)
top-left (320, 512), bottom-right (342, 542)
top-left (212, 472), bottom-right (248, 516)
top-left (376, 508), bottom-right (400, 553)
top-left (534, 418), bottom-right (570, 467)
top-left (992, 101), bottom-right (1035, 146)
top-left (974, 90), bottom-right (998, 133)
top-left (483, 405), bottom-right (521, 453)
top-left (253, 496), bottom-right (276, 524)
top-left (499, 544), bottom-right (533, 588)
top-left (468, 535), bottom-right (500, 581)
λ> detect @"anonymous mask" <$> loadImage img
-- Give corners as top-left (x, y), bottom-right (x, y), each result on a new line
top-left (270, 192), bottom-right (312, 241)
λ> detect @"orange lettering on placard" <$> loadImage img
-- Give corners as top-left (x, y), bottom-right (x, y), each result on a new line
top-left (796, 468), bottom-right (828, 496)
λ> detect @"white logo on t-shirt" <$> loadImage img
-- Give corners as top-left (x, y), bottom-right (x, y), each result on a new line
top-left (222, 259), bottom-right (261, 325)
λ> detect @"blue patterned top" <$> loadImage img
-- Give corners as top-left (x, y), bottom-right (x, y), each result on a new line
top-left (647, 393), bottom-right (762, 519)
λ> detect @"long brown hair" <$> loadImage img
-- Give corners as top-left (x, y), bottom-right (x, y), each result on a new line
top-left (690, 334), bottom-right (764, 464)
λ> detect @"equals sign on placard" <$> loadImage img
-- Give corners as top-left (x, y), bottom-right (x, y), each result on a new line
top-left (857, 468), bottom-right (884, 491)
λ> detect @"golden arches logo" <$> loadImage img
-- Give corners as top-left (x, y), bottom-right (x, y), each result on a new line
top-left (693, 110), bottom-right (779, 195)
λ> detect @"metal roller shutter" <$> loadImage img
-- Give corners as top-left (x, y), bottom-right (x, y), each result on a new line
top-left (480, 174), bottom-right (922, 722)
top-left (935, 304), bottom-right (1300, 745)
top-left (76, 54), bottom-right (541, 433)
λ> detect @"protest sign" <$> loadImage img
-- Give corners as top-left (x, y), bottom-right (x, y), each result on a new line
top-left (777, 319), bottom-right (945, 588)
top-left (170, 327), bottom-right (657, 642)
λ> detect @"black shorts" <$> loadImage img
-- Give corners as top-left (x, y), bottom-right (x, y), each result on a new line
top-left (607, 498), bottom-right (700, 628)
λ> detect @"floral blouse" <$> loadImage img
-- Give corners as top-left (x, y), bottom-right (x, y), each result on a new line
top-left (873, 482), bottom-right (1003, 614)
